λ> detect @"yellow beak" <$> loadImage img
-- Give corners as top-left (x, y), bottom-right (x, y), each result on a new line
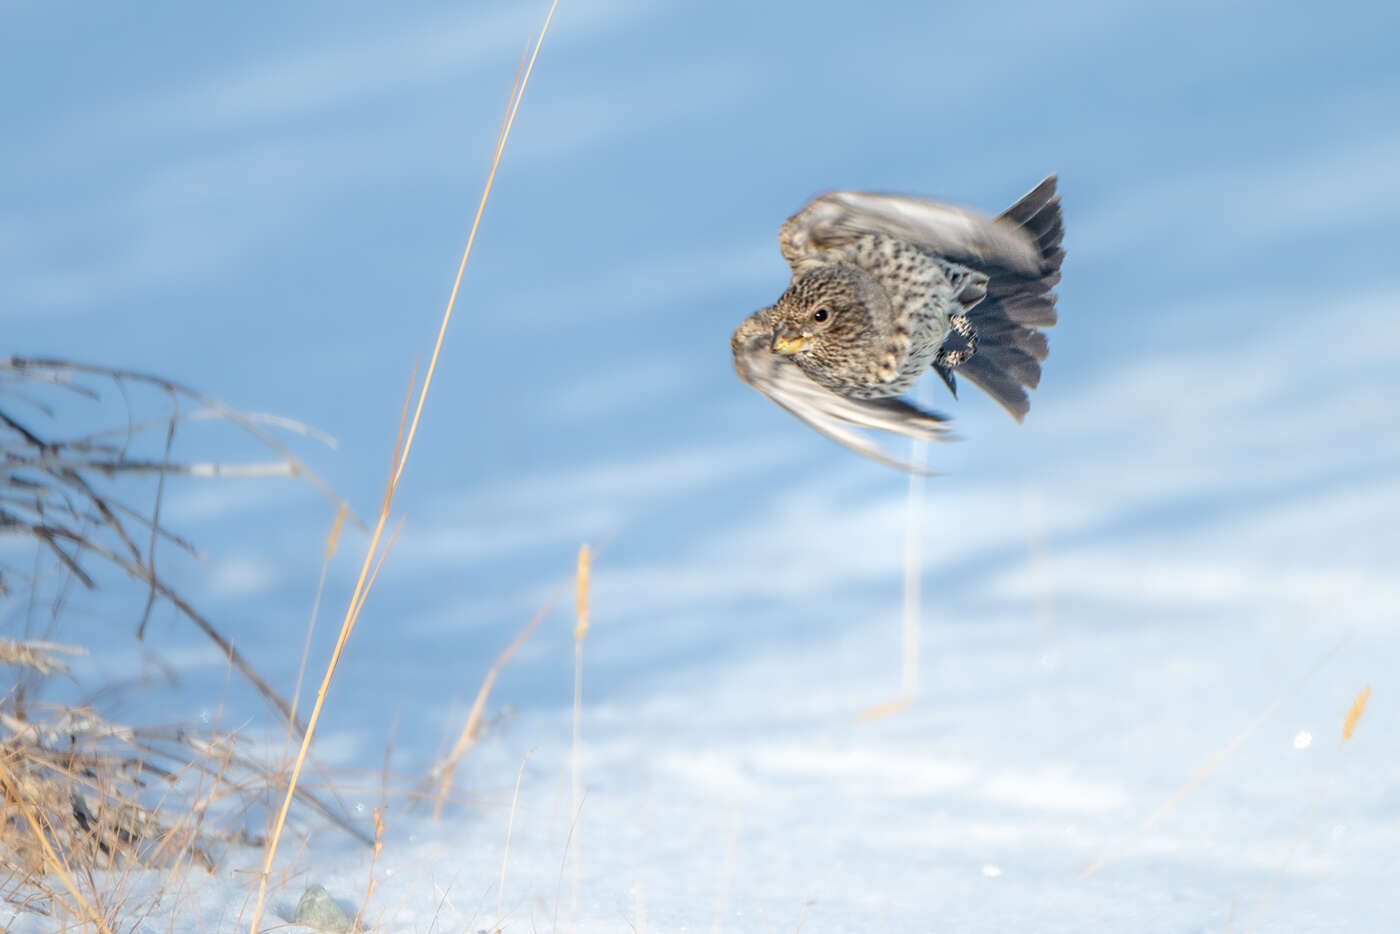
top-left (771, 323), bottom-right (805, 355)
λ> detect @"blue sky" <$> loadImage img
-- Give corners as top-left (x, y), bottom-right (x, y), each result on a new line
top-left (4, 0), bottom-right (1399, 765)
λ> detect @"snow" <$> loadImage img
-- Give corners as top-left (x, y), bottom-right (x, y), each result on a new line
top-left (18, 605), bottom-right (1391, 932)
top-left (5, 0), bottom-right (1400, 930)
top-left (11, 360), bottom-right (1397, 930)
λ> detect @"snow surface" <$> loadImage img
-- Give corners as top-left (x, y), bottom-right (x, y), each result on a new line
top-left (5, 0), bottom-right (1399, 930)
top-left (10, 283), bottom-right (1398, 931)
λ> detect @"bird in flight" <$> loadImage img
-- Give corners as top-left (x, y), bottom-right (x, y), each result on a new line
top-left (731, 176), bottom-right (1063, 472)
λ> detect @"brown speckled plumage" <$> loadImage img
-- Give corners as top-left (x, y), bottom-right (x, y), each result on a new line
top-left (732, 176), bottom-right (1064, 472)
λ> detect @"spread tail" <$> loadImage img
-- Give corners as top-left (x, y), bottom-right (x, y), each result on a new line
top-left (938, 175), bottom-right (1064, 420)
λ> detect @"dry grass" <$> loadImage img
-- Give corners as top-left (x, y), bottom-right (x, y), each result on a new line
top-left (1341, 684), bottom-right (1370, 741)
top-left (0, 692), bottom-right (363, 929)
top-left (1242, 683), bottom-right (1375, 933)
top-left (0, 639), bottom-right (85, 678)
top-left (1, 360), bottom-right (366, 925)
top-left (245, 4), bottom-right (560, 930)
top-left (570, 543), bottom-right (590, 923)
top-left (430, 580), bottom-right (565, 818)
top-left (1, 356), bottom-right (355, 731)
top-left (4, 4), bottom-right (571, 929)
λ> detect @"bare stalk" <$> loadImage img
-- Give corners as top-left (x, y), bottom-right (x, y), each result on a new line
top-left (244, 5), bottom-right (559, 930)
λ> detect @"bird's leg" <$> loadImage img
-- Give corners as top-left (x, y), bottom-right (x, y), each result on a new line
top-left (952, 313), bottom-right (978, 355)
top-left (934, 314), bottom-right (978, 368)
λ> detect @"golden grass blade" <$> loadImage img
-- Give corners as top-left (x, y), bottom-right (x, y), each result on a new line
top-left (1342, 684), bottom-right (1370, 740)
top-left (353, 805), bottom-right (386, 933)
top-left (325, 502), bottom-right (348, 559)
top-left (349, 517), bottom-right (407, 625)
top-left (248, 435), bottom-right (402, 928)
top-left (390, 0), bottom-right (558, 492)
top-left (571, 543), bottom-right (591, 922)
top-left (245, 6), bottom-right (559, 928)
top-left (1245, 684), bottom-right (1375, 933)
top-left (287, 503), bottom-right (350, 741)
top-left (429, 532), bottom-right (613, 815)
top-left (857, 696), bottom-right (913, 722)
top-left (431, 580), bottom-right (567, 818)
top-left (0, 639), bottom-right (85, 677)
top-left (13, 799), bottom-right (113, 934)
top-left (574, 544), bottom-right (592, 642)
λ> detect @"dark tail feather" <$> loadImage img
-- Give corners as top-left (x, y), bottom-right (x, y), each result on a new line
top-left (952, 175), bottom-right (1064, 421)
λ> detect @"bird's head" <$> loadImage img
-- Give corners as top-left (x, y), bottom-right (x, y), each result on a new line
top-left (767, 265), bottom-right (880, 365)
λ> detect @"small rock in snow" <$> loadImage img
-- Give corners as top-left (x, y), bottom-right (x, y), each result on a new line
top-left (294, 884), bottom-right (355, 932)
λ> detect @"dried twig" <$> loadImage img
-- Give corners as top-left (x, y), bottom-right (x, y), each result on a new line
top-left (0, 639), bottom-right (86, 677)
top-left (429, 581), bottom-right (566, 817)
top-left (1, 356), bottom-right (356, 733)
top-left (4, 356), bottom-right (358, 528)
top-left (2, 355), bottom-right (374, 924)
top-left (0, 697), bottom-right (362, 927)
top-left (246, 20), bottom-right (561, 932)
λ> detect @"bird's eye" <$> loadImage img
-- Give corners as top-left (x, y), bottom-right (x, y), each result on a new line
top-left (813, 307), bottom-right (830, 323)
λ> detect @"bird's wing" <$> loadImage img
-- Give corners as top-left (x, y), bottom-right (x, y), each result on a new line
top-left (781, 177), bottom-right (1066, 423)
top-left (732, 317), bottom-right (953, 474)
top-left (779, 189), bottom-right (1042, 276)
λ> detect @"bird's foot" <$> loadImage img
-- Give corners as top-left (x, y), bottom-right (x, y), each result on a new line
top-left (935, 314), bottom-right (978, 368)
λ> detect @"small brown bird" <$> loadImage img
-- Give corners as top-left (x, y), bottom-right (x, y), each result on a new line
top-left (731, 176), bottom-right (1063, 472)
